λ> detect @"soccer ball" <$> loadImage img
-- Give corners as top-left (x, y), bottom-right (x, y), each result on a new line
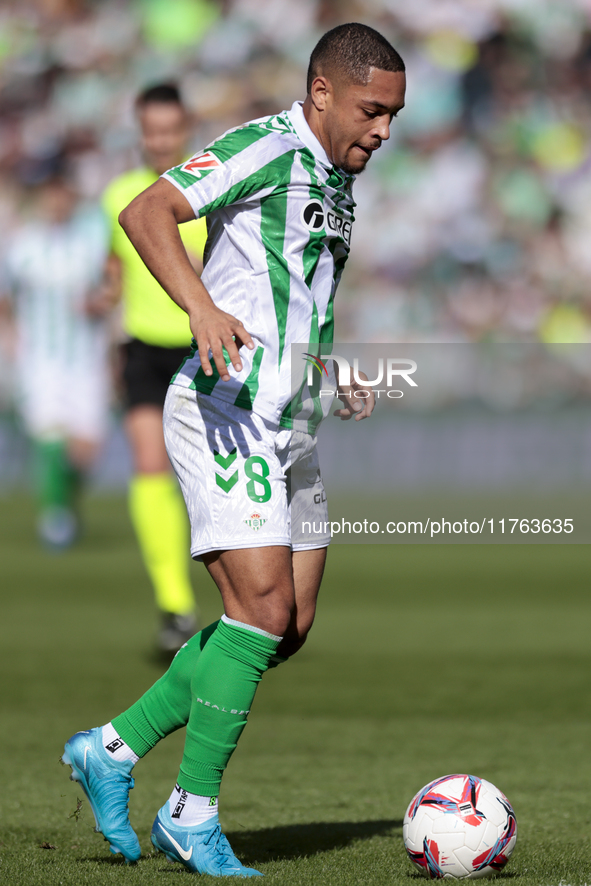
top-left (403, 774), bottom-right (517, 879)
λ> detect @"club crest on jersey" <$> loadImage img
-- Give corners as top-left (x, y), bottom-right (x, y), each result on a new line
top-left (181, 151), bottom-right (222, 177)
top-left (244, 513), bottom-right (267, 531)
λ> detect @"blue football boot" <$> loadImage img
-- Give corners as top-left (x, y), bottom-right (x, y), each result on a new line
top-left (61, 728), bottom-right (141, 862)
top-left (151, 804), bottom-right (263, 877)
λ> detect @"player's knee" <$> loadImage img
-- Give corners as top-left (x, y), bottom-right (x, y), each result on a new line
top-left (277, 614), bottom-right (315, 657)
top-left (240, 590), bottom-right (293, 638)
top-left (266, 599), bottom-right (293, 638)
top-left (280, 632), bottom-right (308, 658)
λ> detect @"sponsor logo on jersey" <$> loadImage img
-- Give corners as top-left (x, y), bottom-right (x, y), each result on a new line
top-left (244, 513), bottom-right (267, 531)
top-left (301, 199), bottom-right (352, 245)
top-left (181, 151), bottom-right (222, 177)
top-left (301, 200), bottom-right (325, 231)
top-left (326, 209), bottom-right (352, 245)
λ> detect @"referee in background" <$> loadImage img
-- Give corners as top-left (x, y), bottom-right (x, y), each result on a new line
top-left (102, 84), bottom-right (206, 654)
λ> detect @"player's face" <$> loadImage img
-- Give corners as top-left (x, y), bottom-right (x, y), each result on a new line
top-left (320, 68), bottom-right (406, 175)
top-left (139, 102), bottom-right (189, 175)
top-left (39, 180), bottom-right (77, 223)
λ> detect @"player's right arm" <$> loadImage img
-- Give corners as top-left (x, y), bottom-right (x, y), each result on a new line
top-left (119, 179), bottom-right (253, 381)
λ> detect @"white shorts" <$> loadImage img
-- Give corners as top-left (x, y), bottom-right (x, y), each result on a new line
top-left (17, 359), bottom-right (109, 443)
top-left (163, 384), bottom-right (330, 559)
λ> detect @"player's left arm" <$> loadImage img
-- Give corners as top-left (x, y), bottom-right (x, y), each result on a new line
top-left (333, 370), bottom-right (375, 421)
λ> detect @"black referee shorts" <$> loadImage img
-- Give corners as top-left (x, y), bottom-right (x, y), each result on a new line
top-left (121, 338), bottom-right (191, 411)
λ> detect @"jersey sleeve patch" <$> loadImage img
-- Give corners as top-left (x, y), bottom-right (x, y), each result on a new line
top-left (165, 151), bottom-right (223, 190)
top-left (181, 151), bottom-right (223, 177)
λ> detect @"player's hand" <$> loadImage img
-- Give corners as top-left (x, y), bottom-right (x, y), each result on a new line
top-left (83, 285), bottom-right (118, 317)
top-left (190, 304), bottom-right (254, 381)
top-left (84, 254), bottom-right (121, 317)
top-left (333, 370), bottom-right (375, 421)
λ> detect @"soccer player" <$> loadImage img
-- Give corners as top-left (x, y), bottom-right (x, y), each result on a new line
top-left (101, 84), bottom-right (208, 653)
top-left (62, 24), bottom-right (406, 876)
top-left (2, 169), bottom-right (111, 548)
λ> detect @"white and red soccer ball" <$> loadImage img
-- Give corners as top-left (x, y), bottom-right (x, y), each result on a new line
top-left (403, 774), bottom-right (517, 879)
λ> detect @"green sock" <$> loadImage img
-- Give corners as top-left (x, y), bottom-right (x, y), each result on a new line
top-left (113, 621), bottom-right (219, 756)
top-left (128, 472), bottom-right (195, 615)
top-left (178, 616), bottom-right (281, 796)
top-left (33, 439), bottom-right (73, 510)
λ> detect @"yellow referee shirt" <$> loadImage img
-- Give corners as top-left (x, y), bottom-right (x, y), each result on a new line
top-left (102, 167), bottom-right (207, 347)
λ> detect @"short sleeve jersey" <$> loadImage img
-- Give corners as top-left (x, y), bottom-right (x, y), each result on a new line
top-left (163, 101), bottom-right (356, 430)
top-left (4, 206), bottom-right (110, 369)
top-left (102, 167), bottom-right (207, 348)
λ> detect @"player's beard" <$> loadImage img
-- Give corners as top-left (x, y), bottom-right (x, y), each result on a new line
top-left (340, 145), bottom-right (375, 176)
top-left (340, 159), bottom-right (368, 175)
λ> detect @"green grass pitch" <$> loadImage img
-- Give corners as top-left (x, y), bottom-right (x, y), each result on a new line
top-left (0, 492), bottom-right (590, 884)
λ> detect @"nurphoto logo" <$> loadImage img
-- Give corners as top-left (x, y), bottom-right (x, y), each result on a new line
top-left (304, 354), bottom-right (418, 399)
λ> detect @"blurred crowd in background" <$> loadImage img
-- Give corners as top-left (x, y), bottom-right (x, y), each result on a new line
top-left (2, 0), bottom-right (591, 412)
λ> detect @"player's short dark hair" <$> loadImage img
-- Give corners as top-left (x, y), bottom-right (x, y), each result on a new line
top-left (136, 83), bottom-right (183, 109)
top-left (307, 23), bottom-right (405, 93)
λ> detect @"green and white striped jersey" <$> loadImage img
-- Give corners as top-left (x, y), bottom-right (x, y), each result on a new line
top-left (4, 207), bottom-right (110, 370)
top-left (163, 101), bottom-right (355, 430)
